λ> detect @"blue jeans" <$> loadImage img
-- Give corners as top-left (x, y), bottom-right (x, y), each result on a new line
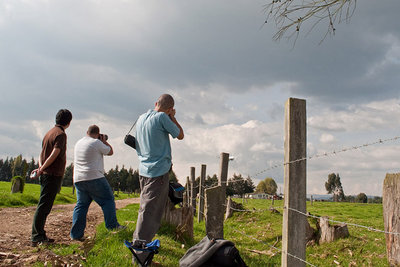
top-left (70, 177), bottom-right (120, 239)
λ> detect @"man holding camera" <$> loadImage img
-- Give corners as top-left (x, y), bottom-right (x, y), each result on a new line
top-left (31, 109), bottom-right (72, 247)
top-left (132, 94), bottom-right (184, 264)
top-left (70, 125), bottom-right (124, 241)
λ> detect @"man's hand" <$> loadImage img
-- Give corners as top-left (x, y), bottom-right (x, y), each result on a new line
top-left (30, 169), bottom-right (40, 179)
top-left (168, 108), bottom-right (176, 119)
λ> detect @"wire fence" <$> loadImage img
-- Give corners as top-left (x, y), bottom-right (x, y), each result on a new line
top-left (184, 135), bottom-right (400, 265)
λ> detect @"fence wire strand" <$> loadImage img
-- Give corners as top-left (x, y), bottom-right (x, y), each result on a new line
top-left (252, 135), bottom-right (400, 178)
top-left (286, 207), bottom-right (400, 236)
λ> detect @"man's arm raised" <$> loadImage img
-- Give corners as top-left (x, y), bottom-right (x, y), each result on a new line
top-left (168, 109), bottom-right (184, 140)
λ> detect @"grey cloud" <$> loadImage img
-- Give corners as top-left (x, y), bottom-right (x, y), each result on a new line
top-left (2, 0), bottom-right (399, 121)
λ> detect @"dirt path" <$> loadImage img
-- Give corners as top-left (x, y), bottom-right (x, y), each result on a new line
top-left (0, 198), bottom-right (140, 266)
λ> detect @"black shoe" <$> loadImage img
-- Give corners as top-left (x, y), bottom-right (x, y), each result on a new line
top-left (31, 237), bottom-right (55, 247)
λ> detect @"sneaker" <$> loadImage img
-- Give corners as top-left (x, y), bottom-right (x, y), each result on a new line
top-left (31, 237), bottom-right (55, 247)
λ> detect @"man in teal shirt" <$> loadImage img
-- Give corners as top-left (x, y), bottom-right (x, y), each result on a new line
top-left (133, 94), bottom-right (184, 264)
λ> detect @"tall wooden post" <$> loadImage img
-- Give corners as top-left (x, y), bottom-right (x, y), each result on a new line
top-left (218, 152), bottom-right (229, 197)
top-left (383, 173), bottom-right (400, 266)
top-left (185, 176), bottom-right (190, 207)
top-left (282, 98), bottom-right (307, 267)
top-left (190, 167), bottom-right (196, 214)
top-left (198, 164), bottom-right (206, 222)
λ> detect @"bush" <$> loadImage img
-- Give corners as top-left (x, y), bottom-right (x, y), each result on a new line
top-left (11, 176), bottom-right (25, 193)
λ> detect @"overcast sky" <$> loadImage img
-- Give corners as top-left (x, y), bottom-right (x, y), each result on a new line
top-left (1, 0), bottom-right (399, 196)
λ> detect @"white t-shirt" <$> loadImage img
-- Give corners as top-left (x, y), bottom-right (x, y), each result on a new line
top-left (73, 136), bottom-right (111, 183)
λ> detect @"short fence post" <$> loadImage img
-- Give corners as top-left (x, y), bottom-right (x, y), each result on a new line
top-left (205, 186), bottom-right (225, 239)
top-left (282, 98), bottom-right (307, 267)
top-left (190, 167), bottom-right (196, 214)
top-left (198, 164), bottom-right (206, 222)
top-left (383, 173), bottom-right (400, 266)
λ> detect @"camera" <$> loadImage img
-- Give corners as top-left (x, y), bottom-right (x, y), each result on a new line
top-left (99, 134), bottom-right (108, 141)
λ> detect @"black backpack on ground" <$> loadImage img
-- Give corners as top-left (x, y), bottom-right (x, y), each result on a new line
top-left (179, 236), bottom-right (247, 267)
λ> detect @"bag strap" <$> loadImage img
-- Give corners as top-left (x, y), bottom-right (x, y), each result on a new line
top-left (127, 118), bottom-right (138, 135)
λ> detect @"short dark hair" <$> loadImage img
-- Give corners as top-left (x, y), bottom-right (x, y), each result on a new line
top-left (55, 109), bottom-right (72, 126)
top-left (87, 125), bottom-right (100, 135)
top-left (157, 94), bottom-right (174, 110)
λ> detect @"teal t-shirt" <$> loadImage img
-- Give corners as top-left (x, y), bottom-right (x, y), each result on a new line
top-left (135, 109), bottom-right (180, 178)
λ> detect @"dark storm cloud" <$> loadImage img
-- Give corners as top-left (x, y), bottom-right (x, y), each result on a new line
top-left (1, 0), bottom-right (399, 122)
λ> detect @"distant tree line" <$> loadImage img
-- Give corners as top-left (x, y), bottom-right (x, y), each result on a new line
top-left (0, 155), bottom-right (40, 185)
top-left (188, 173), bottom-right (255, 198)
top-left (325, 173), bottom-right (382, 203)
top-left (0, 155), bottom-right (199, 194)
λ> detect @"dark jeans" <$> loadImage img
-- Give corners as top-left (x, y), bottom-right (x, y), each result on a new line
top-left (70, 177), bottom-right (120, 239)
top-left (31, 174), bottom-right (63, 242)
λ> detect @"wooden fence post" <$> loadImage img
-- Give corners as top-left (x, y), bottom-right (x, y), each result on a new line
top-left (190, 167), bottom-right (196, 214)
top-left (218, 152), bottom-right (229, 197)
top-left (282, 98), bottom-right (307, 267)
top-left (198, 164), bottom-right (206, 222)
top-left (383, 173), bottom-right (400, 266)
top-left (205, 186), bottom-right (225, 239)
top-left (185, 176), bottom-right (190, 207)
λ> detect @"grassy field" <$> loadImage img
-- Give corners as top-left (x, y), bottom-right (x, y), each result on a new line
top-left (36, 198), bottom-right (389, 266)
top-left (0, 181), bottom-right (137, 208)
top-left (1, 183), bottom-right (387, 266)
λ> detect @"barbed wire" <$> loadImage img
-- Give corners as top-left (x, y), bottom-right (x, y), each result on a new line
top-left (286, 206), bottom-right (400, 236)
top-left (233, 229), bottom-right (317, 267)
top-left (250, 135), bottom-right (400, 178)
top-left (220, 202), bottom-right (400, 236)
top-left (194, 135), bottom-right (400, 187)
top-left (223, 204), bottom-right (285, 213)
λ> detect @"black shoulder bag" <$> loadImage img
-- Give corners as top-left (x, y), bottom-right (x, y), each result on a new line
top-left (124, 119), bottom-right (138, 150)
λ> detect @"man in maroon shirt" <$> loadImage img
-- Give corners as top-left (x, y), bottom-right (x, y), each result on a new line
top-left (31, 109), bottom-right (72, 246)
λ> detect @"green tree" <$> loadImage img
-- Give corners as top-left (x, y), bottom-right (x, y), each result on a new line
top-left (325, 173), bottom-right (345, 202)
top-left (205, 174), bottom-right (218, 188)
top-left (1, 157), bottom-right (12, 181)
top-left (126, 168), bottom-right (140, 193)
top-left (227, 174), bottom-right (255, 197)
top-left (26, 157), bottom-right (39, 184)
top-left (256, 177), bottom-right (278, 195)
top-left (62, 163), bottom-right (74, 186)
top-left (356, 192), bottom-right (368, 203)
top-left (369, 196), bottom-right (382, 204)
top-left (11, 155), bottom-right (28, 178)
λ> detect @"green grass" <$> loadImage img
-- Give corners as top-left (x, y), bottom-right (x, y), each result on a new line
top-left (6, 193), bottom-right (387, 266)
top-left (77, 199), bottom-right (388, 266)
top-left (0, 181), bottom-right (138, 208)
top-left (306, 201), bottom-right (386, 266)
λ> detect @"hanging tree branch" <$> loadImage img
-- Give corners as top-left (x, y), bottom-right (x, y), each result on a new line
top-left (264, 0), bottom-right (357, 43)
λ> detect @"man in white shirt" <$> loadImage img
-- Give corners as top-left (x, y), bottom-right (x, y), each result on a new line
top-left (70, 125), bottom-right (124, 240)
